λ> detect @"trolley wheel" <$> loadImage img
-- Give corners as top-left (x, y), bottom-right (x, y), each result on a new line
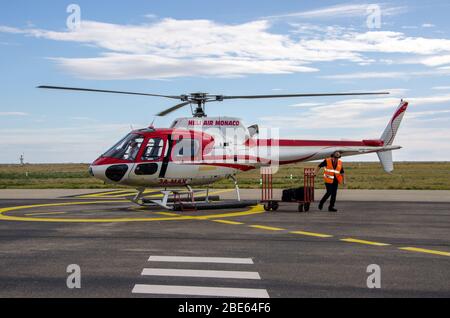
top-left (304, 203), bottom-right (310, 212)
top-left (264, 203), bottom-right (271, 212)
top-left (298, 204), bottom-right (304, 213)
top-left (272, 202), bottom-right (279, 211)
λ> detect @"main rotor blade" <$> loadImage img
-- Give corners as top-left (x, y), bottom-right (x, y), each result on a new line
top-left (221, 92), bottom-right (390, 100)
top-left (38, 86), bottom-right (181, 100)
top-left (156, 102), bottom-right (191, 117)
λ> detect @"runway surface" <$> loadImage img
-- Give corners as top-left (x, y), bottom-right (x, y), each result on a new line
top-left (0, 189), bottom-right (449, 298)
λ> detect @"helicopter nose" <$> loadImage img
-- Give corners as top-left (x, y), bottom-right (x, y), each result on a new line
top-left (89, 164), bottom-right (107, 181)
top-left (88, 165), bottom-right (95, 177)
top-left (89, 164), bottom-right (104, 181)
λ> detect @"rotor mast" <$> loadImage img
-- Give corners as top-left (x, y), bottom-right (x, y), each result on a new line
top-left (182, 93), bottom-right (225, 117)
top-left (184, 93), bottom-right (208, 117)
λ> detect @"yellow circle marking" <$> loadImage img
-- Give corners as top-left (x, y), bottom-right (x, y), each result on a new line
top-left (0, 201), bottom-right (265, 223)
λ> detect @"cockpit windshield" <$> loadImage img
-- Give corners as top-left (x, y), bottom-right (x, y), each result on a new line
top-left (103, 133), bottom-right (144, 160)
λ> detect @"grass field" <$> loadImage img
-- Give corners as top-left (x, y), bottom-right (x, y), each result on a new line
top-left (1, 162), bottom-right (449, 190)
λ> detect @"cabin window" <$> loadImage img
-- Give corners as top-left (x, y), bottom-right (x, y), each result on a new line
top-left (173, 138), bottom-right (200, 159)
top-left (141, 138), bottom-right (164, 161)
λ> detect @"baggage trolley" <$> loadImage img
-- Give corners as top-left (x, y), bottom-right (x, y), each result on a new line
top-left (261, 168), bottom-right (315, 212)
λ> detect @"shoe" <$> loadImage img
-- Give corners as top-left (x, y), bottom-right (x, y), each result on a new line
top-left (328, 207), bottom-right (338, 212)
top-left (318, 203), bottom-right (324, 210)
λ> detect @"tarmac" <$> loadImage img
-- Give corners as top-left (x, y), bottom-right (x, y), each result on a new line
top-left (1, 189), bottom-right (450, 202)
top-left (0, 189), bottom-right (449, 298)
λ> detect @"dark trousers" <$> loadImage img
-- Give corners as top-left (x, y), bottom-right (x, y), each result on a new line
top-left (320, 182), bottom-right (339, 208)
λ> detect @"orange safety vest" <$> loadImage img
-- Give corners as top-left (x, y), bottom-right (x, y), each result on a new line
top-left (323, 158), bottom-right (343, 184)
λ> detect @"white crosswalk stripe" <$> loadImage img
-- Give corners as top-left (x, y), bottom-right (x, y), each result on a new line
top-left (148, 255), bottom-right (254, 264)
top-left (132, 284), bottom-right (269, 298)
top-left (141, 268), bottom-right (261, 279)
top-left (132, 255), bottom-right (269, 298)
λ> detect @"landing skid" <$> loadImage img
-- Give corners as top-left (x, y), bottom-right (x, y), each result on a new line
top-left (132, 187), bottom-right (192, 210)
top-left (230, 175), bottom-right (241, 202)
top-left (130, 181), bottom-right (245, 211)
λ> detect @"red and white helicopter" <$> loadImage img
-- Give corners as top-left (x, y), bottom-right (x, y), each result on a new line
top-left (39, 86), bottom-right (408, 209)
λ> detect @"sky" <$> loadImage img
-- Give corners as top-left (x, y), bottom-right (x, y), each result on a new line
top-left (1, 0), bottom-right (450, 163)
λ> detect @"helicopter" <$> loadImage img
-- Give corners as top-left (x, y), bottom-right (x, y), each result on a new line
top-left (38, 85), bottom-right (408, 209)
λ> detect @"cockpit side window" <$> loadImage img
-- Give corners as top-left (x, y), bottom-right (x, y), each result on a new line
top-left (103, 133), bottom-right (144, 160)
top-left (141, 138), bottom-right (164, 161)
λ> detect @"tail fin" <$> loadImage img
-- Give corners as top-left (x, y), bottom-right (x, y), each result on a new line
top-left (380, 100), bottom-right (409, 146)
top-left (377, 151), bottom-right (394, 173)
top-left (377, 100), bottom-right (408, 173)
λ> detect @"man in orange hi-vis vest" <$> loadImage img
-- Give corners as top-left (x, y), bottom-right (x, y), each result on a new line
top-left (314, 151), bottom-right (346, 212)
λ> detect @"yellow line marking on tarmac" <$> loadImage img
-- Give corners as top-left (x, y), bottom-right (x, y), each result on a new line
top-left (290, 231), bottom-right (333, 238)
top-left (341, 238), bottom-right (390, 246)
top-left (76, 190), bottom-right (133, 198)
top-left (0, 201), bottom-right (264, 223)
top-left (157, 212), bottom-right (180, 217)
top-left (25, 212), bottom-right (67, 217)
top-left (194, 206), bottom-right (265, 220)
top-left (249, 225), bottom-right (285, 231)
top-left (103, 190), bottom-right (157, 198)
top-left (3, 201), bottom-right (450, 259)
top-left (212, 220), bottom-right (244, 225)
top-left (399, 247), bottom-right (450, 257)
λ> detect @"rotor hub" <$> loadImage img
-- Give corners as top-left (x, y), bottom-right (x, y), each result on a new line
top-left (185, 93), bottom-right (213, 117)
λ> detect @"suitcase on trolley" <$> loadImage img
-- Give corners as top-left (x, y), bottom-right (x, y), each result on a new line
top-left (282, 187), bottom-right (312, 202)
top-left (262, 168), bottom-right (315, 212)
top-left (282, 188), bottom-right (295, 202)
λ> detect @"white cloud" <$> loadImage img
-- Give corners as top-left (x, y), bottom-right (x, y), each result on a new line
top-left (401, 26), bottom-right (418, 30)
top-left (0, 112), bottom-right (29, 116)
top-left (70, 116), bottom-right (99, 122)
top-left (7, 19), bottom-right (335, 78)
top-left (299, 30), bottom-right (450, 56)
top-left (422, 23), bottom-right (435, 28)
top-left (0, 123), bottom-right (142, 163)
top-left (418, 54), bottom-right (450, 67)
top-left (260, 92), bottom-right (450, 132)
top-left (408, 93), bottom-right (450, 106)
top-left (432, 86), bottom-right (450, 90)
top-left (266, 3), bottom-right (406, 20)
top-left (322, 71), bottom-right (405, 80)
top-left (144, 14), bottom-right (158, 19)
top-left (322, 68), bottom-right (450, 80)
top-left (52, 54), bottom-right (318, 80)
top-left (290, 102), bottom-right (324, 108)
top-left (395, 126), bottom-right (450, 161)
top-left (260, 97), bottom-right (399, 130)
top-left (2, 7), bottom-right (450, 162)
top-left (407, 109), bottom-right (450, 119)
top-left (3, 14), bottom-right (450, 79)
top-left (259, 89), bottom-right (448, 146)
top-left (0, 26), bottom-right (22, 34)
top-left (0, 41), bottom-right (19, 46)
